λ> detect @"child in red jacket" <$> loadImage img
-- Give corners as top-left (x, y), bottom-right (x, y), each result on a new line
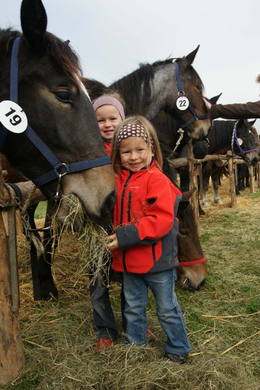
top-left (107, 115), bottom-right (190, 363)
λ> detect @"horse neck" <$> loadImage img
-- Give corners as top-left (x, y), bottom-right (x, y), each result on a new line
top-left (110, 62), bottom-right (178, 120)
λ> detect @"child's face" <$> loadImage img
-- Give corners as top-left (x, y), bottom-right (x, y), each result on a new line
top-left (95, 105), bottom-right (122, 140)
top-left (119, 137), bottom-right (153, 172)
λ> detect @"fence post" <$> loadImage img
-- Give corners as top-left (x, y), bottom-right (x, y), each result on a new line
top-left (228, 157), bottom-right (237, 207)
top-left (0, 159), bottom-right (25, 385)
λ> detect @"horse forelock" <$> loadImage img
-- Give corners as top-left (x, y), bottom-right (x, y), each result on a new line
top-left (178, 202), bottom-right (197, 231)
top-left (0, 29), bottom-right (82, 91)
top-left (44, 32), bottom-right (82, 88)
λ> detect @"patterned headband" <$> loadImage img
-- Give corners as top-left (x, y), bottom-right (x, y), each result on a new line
top-left (93, 96), bottom-right (125, 120)
top-left (117, 123), bottom-right (154, 151)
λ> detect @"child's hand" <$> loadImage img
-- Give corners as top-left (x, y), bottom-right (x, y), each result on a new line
top-left (107, 234), bottom-right (119, 250)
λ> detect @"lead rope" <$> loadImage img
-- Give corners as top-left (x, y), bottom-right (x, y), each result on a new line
top-left (170, 128), bottom-right (185, 156)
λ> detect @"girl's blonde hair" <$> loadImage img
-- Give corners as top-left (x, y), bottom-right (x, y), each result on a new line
top-left (110, 115), bottom-right (163, 174)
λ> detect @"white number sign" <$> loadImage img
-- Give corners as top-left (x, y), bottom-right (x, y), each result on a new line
top-left (176, 96), bottom-right (189, 111)
top-left (0, 100), bottom-right (28, 133)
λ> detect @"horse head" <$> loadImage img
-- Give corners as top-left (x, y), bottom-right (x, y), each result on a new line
top-left (170, 46), bottom-right (211, 141)
top-left (0, 0), bottom-right (116, 226)
top-left (177, 189), bottom-right (207, 291)
top-left (233, 119), bottom-right (259, 166)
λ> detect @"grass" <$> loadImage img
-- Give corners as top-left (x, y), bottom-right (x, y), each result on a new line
top-left (2, 177), bottom-right (260, 390)
top-left (34, 201), bottom-right (47, 220)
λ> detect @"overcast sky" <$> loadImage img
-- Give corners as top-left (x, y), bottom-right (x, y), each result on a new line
top-left (1, 0), bottom-right (260, 131)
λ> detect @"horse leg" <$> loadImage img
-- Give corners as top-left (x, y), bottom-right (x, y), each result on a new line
top-left (38, 215), bottom-right (58, 300)
top-left (27, 205), bottom-right (43, 300)
top-left (211, 167), bottom-right (222, 205)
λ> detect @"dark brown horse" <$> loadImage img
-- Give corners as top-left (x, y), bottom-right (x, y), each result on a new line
top-left (0, 0), bottom-right (116, 228)
top-left (0, 0), bottom-right (117, 300)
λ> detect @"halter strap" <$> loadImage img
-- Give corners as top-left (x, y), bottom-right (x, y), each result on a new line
top-left (178, 256), bottom-right (206, 267)
top-left (174, 62), bottom-right (209, 129)
top-left (0, 37), bottom-right (111, 189)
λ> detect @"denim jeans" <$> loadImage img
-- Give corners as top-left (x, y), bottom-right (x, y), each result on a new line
top-left (89, 274), bottom-right (118, 340)
top-left (123, 268), bottom-right (191, 356)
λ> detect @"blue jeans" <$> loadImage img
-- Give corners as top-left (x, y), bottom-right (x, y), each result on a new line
top-left (89, 275), bottom-right (118, 340)
top-left (123, 268), bottom-right (190, 356)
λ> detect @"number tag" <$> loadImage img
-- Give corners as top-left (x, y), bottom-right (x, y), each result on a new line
top-left (0, 100), bottom-right (28, 133)
top-left (176, 96), bottom-right (189, 111)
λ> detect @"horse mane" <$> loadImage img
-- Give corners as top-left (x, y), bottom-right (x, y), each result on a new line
top-left (83, 78), bottom-right (108, 101)
top-left (0, 28), bottom-right (82, 88)
top-left (42, 32), bottom-right (82, 86)
top-left (110, 57), bottom-right (204, 115)
top-left (109, 59), bottom-right (173, 115)
top-left (209, 120), bottom-right (236, 147)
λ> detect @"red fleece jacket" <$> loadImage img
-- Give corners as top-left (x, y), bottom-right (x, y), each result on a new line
top-left (111, 161), bottom-right (182, 274)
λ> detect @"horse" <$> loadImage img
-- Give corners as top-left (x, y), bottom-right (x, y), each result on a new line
top-left (201, 119), bottom-right (259, 207)
top-left (236, 124), bottom-right (260, 194)
top-left (86, 45), bottom-right (211, 145)
top-left (0, 0), bottom-right (116, 300)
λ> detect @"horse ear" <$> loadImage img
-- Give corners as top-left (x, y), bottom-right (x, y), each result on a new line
top-left (208, 93), bottom-right (222, 105)
top-left (181, 188), bottom-right (196, 202)
top-left (249, 119), bottom-right (256, 126)
top-left (182, 45), bottom-right (200, 67)
top-left (20, 0), bottom-right (47, 51)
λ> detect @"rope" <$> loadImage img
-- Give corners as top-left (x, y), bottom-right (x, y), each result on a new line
top-left (20, 183), bottom-right (37, 216)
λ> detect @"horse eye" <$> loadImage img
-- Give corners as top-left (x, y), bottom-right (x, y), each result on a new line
top-left (179, 229), bottom-right (189, 236)
top-left (55, 90), bottom-right (72, 103)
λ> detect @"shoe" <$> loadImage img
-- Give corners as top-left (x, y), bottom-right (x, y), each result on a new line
top-left (163, 352), bottom-right (188, 364)
top-left (147, 325), bottom-right (155, 342)
top-left (95, 338), bottom-right (113, 352)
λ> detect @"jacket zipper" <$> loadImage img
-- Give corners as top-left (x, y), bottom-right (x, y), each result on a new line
top-left (120, 171), bottom-right (132, 271)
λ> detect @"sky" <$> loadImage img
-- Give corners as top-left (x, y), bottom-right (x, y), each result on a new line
top-left (1, 0), bottom-right (260, 131)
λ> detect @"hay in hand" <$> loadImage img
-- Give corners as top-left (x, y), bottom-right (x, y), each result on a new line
top-left (60, 194), bottom-right (114, 287)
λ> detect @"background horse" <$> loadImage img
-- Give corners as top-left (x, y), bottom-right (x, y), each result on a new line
top-left (236, 125), bottom-right (260, 194)
top-left (0, 0), bottom-right (117, 300)
top-left (201, 119), bottom-right (259, 207)
top-left (86, 45), bottom-right (211, 146)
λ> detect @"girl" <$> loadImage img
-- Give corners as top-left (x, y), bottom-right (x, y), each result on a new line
top-left (90, 92), bottom-right (125, 352)
top-left (107, 115), bottom-right (190, 363)
top-left (93, 92), bottom-right (125, 156)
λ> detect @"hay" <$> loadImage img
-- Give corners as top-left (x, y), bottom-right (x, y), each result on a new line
top-left (55, 194), bottom-right (113, 286)
top-left (4, 183), bottom-right (260, 390)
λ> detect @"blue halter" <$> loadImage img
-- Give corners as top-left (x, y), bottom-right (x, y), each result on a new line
top-left (174, 61), bottom-right (209, 129)
top-left (0, 37), bottom-right (111, 189)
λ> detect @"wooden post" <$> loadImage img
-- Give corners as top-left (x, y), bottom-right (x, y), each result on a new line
top-left (249, 166), bottom-right (254, 193)
top-left (257, 161), bottom-right (260, 188)
top-left (228, 157), bottom-right (237, 207)
top-left (0, 160), bottom-right (25, 385)
top-left (187, 140), bottom-right (199, 228)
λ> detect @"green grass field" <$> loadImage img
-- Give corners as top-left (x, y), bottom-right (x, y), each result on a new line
top-left (3, 180), bottom-right (260, 390)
